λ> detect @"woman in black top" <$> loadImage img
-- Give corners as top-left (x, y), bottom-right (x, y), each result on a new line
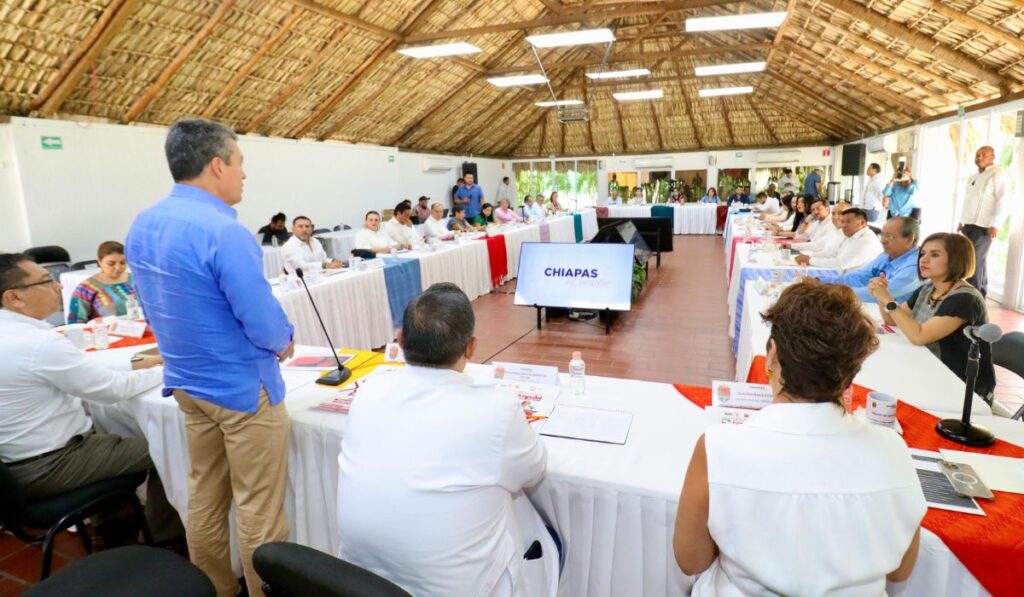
top-left (869, 232), bottom-right (995, 399)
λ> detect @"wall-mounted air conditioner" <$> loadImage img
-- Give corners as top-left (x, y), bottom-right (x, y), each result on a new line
top-left (634, 157), bottom-right (673, 169)
top-left (866, 137), bottom-right (888, 153)
top-left (422, 157), bottom-right (453, 172)
top-left (756, 150), bottom-right (802, 165)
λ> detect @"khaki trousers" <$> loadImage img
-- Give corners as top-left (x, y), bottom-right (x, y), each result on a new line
top-left (173, 388), bottom-right (290, 597)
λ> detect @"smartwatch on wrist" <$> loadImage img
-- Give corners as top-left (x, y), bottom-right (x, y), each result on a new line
top-left (885, 301), bottom-right (898, 313)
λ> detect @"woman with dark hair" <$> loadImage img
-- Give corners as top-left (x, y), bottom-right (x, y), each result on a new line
top-left (700, 187), bottom-right (718, 203)
top-left (869, 232), bottom-right (995, 399)
top-left (258, 212), bottom-right (289, 246)
top-left (471, 203), bottom-right (495, 227)
top-left (674, 281), bottom-right (925, 594)
top-left (762, 194), bottom-right (794, 227)
top-left (67, 241), bottom-right (137, 323)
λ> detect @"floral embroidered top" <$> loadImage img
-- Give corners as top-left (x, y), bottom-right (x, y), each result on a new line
top-left (66, 275), bottom-right (136, 324)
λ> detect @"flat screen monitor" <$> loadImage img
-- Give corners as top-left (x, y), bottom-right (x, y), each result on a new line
top-left (513, 242), bottom-right (634, 311)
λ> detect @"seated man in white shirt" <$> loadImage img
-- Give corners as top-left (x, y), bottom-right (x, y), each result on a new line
top-left (337, 283), bottom-right (551, 597)
top-left (384, 202), bottom-right (424, 250)
top-left (280, 216), bottom-right (343, 274)
top-left (796, 208), bottom-right (883, 272)
top-left (753, 192), bottom-right (780, 216)
top-left (0, 253), bottom-right (182, 544)
top-left (423, 202), bottom-right (453, 240)
top-left (608, 188), bottom-right (622, 206)
top-left (775, 196), bottom-right (832, 241)
top-left (354, 210), bottom-right (398, 254)
top-left (528, 196), bottom-right (547, 220)
top-left (790, 202), bottom-right (847, 255)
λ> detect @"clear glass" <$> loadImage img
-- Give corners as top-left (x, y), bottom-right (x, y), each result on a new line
top-left (92, 320), bottom-right (111, 350)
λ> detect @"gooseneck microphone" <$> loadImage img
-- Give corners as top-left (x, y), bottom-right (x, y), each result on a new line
top-left (937, 323), bottom-right (1003, 447)
top-left (295, 268), bottom-right (351, 386)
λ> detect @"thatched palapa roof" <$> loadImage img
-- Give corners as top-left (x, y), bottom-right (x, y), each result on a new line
top-left (2, 0), bottom-right (1023, 158)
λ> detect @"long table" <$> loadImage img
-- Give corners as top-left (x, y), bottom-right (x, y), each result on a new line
top-left (84, 344), bottom-right (1023, 597)
top-left (606, 204), bottom-right (718, 235)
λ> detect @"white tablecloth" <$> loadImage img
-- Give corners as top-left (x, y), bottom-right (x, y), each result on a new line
top-left (85, 345), bottom-right (1021, 597)
top-left (395, 240), bottom-right (492, 300)
top-left (607, 205), bottom-right (652, 218)
top-left (262, 246), bottom-right (284, 278)
top-left (577, 209), bottom-right (599, 241)
top-left (315, 230), bottom-right (359, 260)
top-left (273, 269), bottom-right (394, 349)
top-left (547, 215), bottom-right (577, 244)
top-left (672, 204), bottom-right (718, 235)
top-left (501, 224), bottom-right (542, 279)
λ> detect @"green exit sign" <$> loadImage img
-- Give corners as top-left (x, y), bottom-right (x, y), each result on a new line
top-left (40, 136), bottom-right (63, 150)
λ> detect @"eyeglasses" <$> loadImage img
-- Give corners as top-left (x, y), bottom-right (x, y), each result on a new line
top-left (880, 233), bottom-right (901, 241)
top-left (13, 278), bottom-right (58, 290)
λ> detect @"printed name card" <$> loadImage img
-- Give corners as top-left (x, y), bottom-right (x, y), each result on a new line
top-left (711, 381), bottom-right (773, 410)
top-left (110, 320), bottom-right (147, 339)
top-left (492, 362), bottom-right (560, 386)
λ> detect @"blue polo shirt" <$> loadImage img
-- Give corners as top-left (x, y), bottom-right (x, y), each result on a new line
top-left (803, 171), bottom-right (821, 196)
top-left (883, 180), bottom-right (919, 216)
top-left (126, 184), bottom-right (294, 412)
top-left (817, 247), bottom-right (921, 303)
top-left (455, 183), bottom-right (484, 219)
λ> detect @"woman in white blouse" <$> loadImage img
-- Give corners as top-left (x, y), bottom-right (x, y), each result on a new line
top-left (674, 281), bottom-right (926, 595)
top-left (353, 210), bottom-right (397, 254)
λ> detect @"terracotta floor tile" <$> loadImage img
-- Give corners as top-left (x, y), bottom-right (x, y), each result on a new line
top-left (0, 545), bottom-right (71, 584)
top-left (0, 576), bottom-right (28, 597)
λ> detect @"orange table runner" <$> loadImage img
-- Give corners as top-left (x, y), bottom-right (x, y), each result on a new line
top-left (674, 355), bottom-right (1024, 596)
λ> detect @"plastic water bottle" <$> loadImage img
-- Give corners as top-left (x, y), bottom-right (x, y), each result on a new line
top-left (124, 297), bottom-right (140, 320)
top-left (92, 320), bottom-right (111, 350)
top-left (569, 351), bottom-right (586, 395)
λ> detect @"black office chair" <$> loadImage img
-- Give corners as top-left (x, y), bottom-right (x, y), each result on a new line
top-left (24, 245), bottom-right (71, 265)
top-left (992, 331), bottom-right (1024, 421)
top-left (313, 228), bottom-right (331, 235)
top-left (867, 225), bottom-right (882, 237)
top-left (0, 461), bottom-right (152, 579)
top-left (254, 542), bottom-right (411, 597)
top-left (333, 224), bottom-right (353, 231)
top-left (24, 546), bottom-right (214, 596)
top-left (71, 260), bottom-right (99, 271)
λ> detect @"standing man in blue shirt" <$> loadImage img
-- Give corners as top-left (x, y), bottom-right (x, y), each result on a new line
top-left (816, 217), bottom-right (921, 303)
top-left (803, 167), bottom-right (823, 198)
top-left (126, 119), bottom-right (295, 597)
top-left (883, 168), bottom-right (920, 219)
top-left (455, 172), bottom-right (485, 220)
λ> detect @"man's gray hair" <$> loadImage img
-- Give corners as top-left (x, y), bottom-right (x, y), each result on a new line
top-left (401, 283), bottom-right (475, 367)
top-left (165, 118), bottom-right (238, 182)
top-left (892, 216), bottom-right (920, 245)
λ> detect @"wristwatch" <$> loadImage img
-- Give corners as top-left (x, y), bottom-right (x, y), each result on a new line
top-left (885, 301), bottom-right (898, 312)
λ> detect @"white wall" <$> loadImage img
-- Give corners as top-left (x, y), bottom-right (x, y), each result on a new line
top-left (397, 151), bottom-right (508, 210)
top-left (1, 117), bottom-right (506, 261)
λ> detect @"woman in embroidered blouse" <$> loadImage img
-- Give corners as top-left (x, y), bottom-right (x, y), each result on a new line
top-left (869, 232), bottom-right (995, 399)
top-left (67, 241), bottom-right (136, 324)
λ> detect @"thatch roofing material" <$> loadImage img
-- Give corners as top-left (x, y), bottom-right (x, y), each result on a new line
top-left (2, 0), bottom-right (1024, 158)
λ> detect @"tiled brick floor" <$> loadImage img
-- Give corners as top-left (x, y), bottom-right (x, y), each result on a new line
top-left (3, 234), bottom-right (1022, 592)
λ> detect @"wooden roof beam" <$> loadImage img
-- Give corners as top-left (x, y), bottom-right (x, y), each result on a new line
top-left (202, 8), bottom-right (304, 118)
top-left (31, 0), bottom-right (146, 116)
top-left (916, 0), bottom-right (1024, 54)
top-left (123, 0), bottom-right (237, 123)
top-left (757, 78), bottom-right (858, 138)
top-left (749, 97), bottom-right (780, 145)
top-left (649, 100), bottom-right (664, 151)
top-left (289, 0), bottom-right (447, 139)
top-left (614, 99), bottom-right (627, 152)
top-left (721, 98), bottom-right (735, 146)
top-left (768, 71), bottom-right (873, 132)
top-left (403, 0), bottom-right (732, 43)
top-left (485, 42), bottom-right (772, 75)
top-left (283, 0), bottom-right (400, 40)
top-left (824, 0), bottom-right (1007, 90)
top-left (803, 11), bottom-right (979, 99)
top-left (673, 60), bottom-right (703, 149)
top-left (758, 93), bottom-right (847, 140)
top-left (784, 43), bottom-right (932, 118)
top-left (585, 84), bottom-right (596, 153)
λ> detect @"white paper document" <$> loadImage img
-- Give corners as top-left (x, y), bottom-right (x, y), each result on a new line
top-left (711, 380), bottom-right (773, 410)
top-left (910, 449), bottom-right (985, 515)
top-left (540, 405), bottom-right (633, 445)
top-left (939, 449), bottom-right (1024, 495)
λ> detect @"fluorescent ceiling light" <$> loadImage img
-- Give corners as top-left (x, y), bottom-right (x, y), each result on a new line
top-left (698, 86), bottom-right (754, 98)
top-left (685, 12), bottom-right (787, 32)
top-left (487, 74), bottom-right (549, 87)
top-left (695, 61), bottom-right (766, 76)
top-left (585, 68), bottom-right (651, 80)
top-left (535, 100), bottom-right (585, 107)
top-left (613, 89), bottom-right (663, 101)
top-left (527, 28), bottom-right (615, 48)
top-left (397, 42), bottom-right (482, 58)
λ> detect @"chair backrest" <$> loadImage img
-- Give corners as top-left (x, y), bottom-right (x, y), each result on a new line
top-left (71, 260), bottom-right (99, 271)
top-left (24, 246), bottom-right (71, 265)
top-left (993, 331), bottom-right (1024, 380)
top-left (313, 228), bottom-right (330, 235)
top-left (253, 542), bottom-right (411, 597)
top-left (43, 264), bottom-right (71, 279)
top-left (0, 460), bottom-right (27, 529)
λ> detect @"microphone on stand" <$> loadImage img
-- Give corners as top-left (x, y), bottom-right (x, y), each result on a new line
top-left (294, 268), bottom-right (351, 386)
top-left (937, 323), bottom-right (1002, 447)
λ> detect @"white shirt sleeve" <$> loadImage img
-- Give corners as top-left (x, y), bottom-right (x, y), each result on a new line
top-left (281, 238), bottom-right (327, 273)
top-left (31, 335), bottom-right (163, 405)
top-left (810, 229), bottom-right (882, 272)
top-left (496, 400), bottom-right (547, 492)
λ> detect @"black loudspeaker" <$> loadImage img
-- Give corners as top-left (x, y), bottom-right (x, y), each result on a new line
top-left (461, 162), bottom-right (478, 179)
top-left (841, 143), bottom-right (866, 176)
